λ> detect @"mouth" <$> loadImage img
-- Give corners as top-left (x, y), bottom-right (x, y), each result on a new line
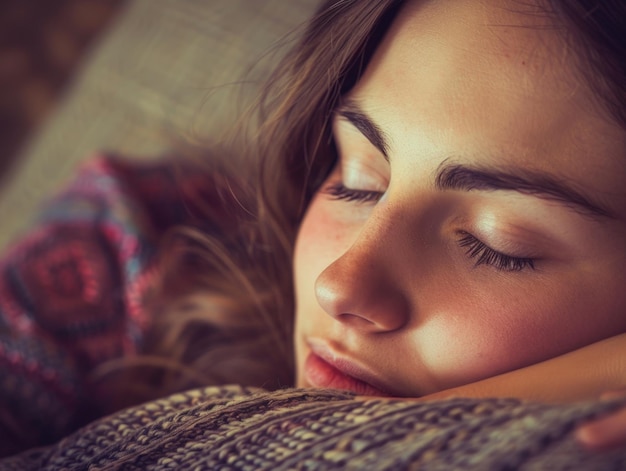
top-left (303, 342), bottom-right (392, 397)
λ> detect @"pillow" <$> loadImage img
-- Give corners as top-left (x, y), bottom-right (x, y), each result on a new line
top-left (3, 386), bottom-right (625, 469)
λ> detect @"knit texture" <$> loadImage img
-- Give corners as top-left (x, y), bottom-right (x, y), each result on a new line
top-left (0, 155), bottom-right (221, 456)
top-left (2, 385), bottom-right (626, 470)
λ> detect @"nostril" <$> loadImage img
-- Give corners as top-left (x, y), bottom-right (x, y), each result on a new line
top-left (337, 312), bottom-right (376, 327)
top-left (337, 312), bottom-right (377, 329)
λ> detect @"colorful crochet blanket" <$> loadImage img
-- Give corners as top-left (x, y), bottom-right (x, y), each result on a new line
top-left (0, 155), bottom-right (217, 456)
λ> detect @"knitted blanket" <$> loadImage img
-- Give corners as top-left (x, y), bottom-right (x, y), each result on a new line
top-left (2, 385), bottom-right (626, 470)
top-left (0, 155), bottom-right (231, 455)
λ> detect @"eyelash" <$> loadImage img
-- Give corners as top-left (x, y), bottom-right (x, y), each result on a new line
top-left (458, 231), bottom-right (535, 272)
top-left (324, 183), bottom-right (383, 204)
top-left (324, 184), bottom-right (535, 273)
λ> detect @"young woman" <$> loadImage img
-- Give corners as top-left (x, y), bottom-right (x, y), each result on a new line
top-left (293, 0), bottom-right (626, 399)
top-left (1, 0), bottom-right (625, 458)
top-left (286, 0), bottom-right (626, 447)
top-left (146, 0), bottom-right (626, 449)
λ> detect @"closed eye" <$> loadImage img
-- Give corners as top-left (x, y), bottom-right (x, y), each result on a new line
top-left (457, 231), bottom-right (536, 272)
top-left (324, 183), bottom-right (383, 204)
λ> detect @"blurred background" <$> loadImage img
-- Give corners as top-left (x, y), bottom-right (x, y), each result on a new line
top-left (0, 0), bottom-right (126, 180)
top-left (0, 0), bottom-right (317, 250)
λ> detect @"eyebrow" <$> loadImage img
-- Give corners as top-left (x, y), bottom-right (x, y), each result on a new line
top-left (436, 161), bottom-right (615, 219)
top-left (336, 100), bottom-right (614, 220)
top-left (337, 99), bottom-right (390, 158)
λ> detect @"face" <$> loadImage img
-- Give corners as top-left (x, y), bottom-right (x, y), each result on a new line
top-left (293, 0), bottom-right (626, 397)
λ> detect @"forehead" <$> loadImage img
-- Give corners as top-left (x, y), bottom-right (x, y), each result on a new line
top-left (347, 0), bottom-right (626, 217)
top-left (360, 0), bottom-right (588, 125)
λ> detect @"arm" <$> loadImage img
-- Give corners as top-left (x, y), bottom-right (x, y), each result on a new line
top-left (421, 333), bottom-right (626, 451)
top-left (421, 333), bottom-right (626, 403)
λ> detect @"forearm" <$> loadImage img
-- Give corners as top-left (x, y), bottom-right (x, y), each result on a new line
top-left (422, 333), bottom-right (626, 403)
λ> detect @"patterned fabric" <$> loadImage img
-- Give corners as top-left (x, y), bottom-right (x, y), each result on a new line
top-left (2, 385), bottom-right (626, 470)
top-left (0, 154), bottom-right (217, 456)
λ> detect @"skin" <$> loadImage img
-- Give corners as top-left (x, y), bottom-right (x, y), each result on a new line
top-left (293, 0), bottom-right (626, 398)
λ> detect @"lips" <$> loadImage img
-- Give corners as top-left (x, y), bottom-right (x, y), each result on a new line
top-left (303, 350), bottom-right (392, 397)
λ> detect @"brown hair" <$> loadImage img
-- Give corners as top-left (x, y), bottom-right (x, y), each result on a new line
top-left (94, 0), bottom-right (626, 412)
top-left (93, 0), bottom-right (405, 412)
top-left (551, 0), bottom-right (626, 126)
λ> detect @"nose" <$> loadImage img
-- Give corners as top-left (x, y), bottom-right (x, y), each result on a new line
top-left (314, 230), bottom-right (410, 334)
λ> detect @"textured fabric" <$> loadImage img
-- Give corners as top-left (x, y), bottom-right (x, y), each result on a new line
top-left (0, 154), bottom-right (223, 456)
top-left (2, 385), bottom-right (626, 470)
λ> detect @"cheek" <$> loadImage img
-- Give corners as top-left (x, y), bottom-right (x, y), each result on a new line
top-left (294, 195), bottom-right (352, 300)
top-left (416, 304), bottom-right (555, 388)
top-left (295, 200), bottom-right (333, 289)
top-left (416, 276), bottom-right (626, 390)
top-left (293, 196), bottom-right (349, 381)
top-left (293, 196), bottom-right (351, 315)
